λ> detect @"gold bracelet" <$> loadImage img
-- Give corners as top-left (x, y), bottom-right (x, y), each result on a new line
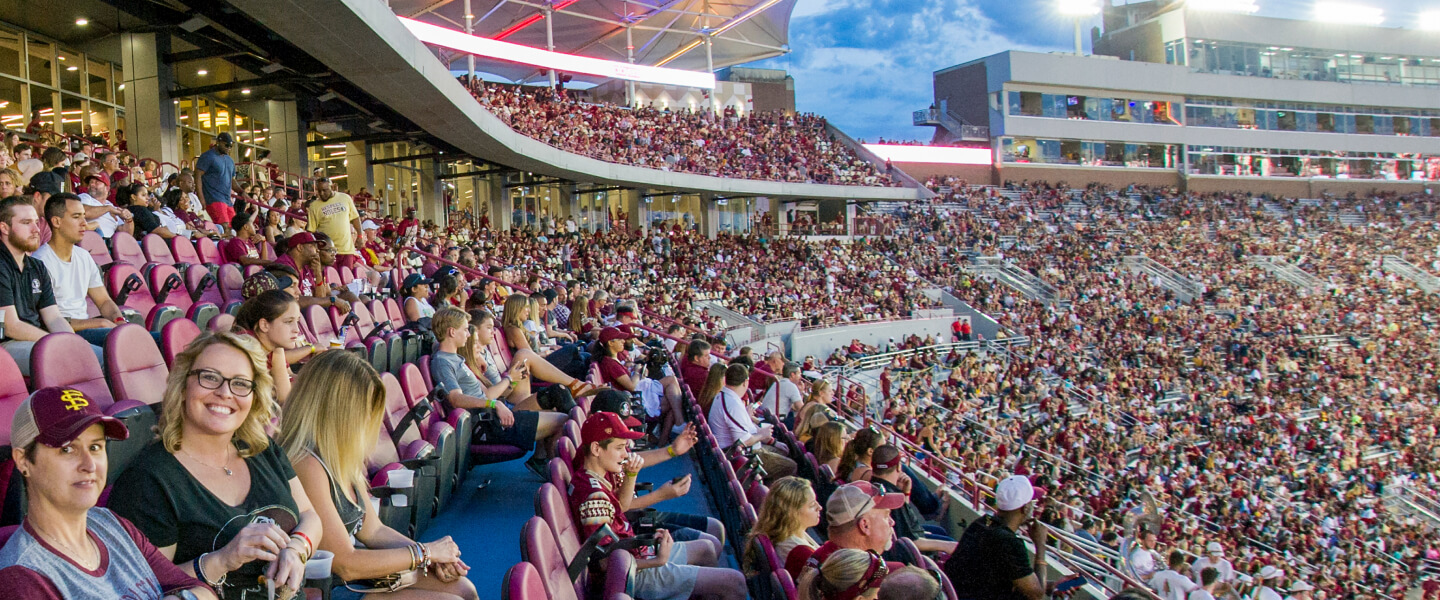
top-left (666, 445), bottom-right (677, 457)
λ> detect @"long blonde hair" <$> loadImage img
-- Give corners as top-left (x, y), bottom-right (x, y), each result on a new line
top-left (806, 379), bottom-right (833, 405)
top-left (160, 331), bottom-right (275, 458)
top-left (794, 403), bottom-right (832, 443)
top-left (568, 293), bottom-right (590, 332)
top-left (501, 293), bottom-right (529, 333)
top-left (814, 549), bottom-right (881, 600)
top-left (277, 350), bottom-right (386, 499)
top-left (745, 477), bottom-right (815, 572)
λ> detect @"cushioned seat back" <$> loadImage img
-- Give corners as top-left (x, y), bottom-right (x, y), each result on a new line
top-left (417, 355), bottom-right (433, 389)
top-left (520, 516), bottom-right (580, 600)
top-left (352, 302), bottom-right (376, 336)
top-left (106, 324), bottom-right (170, 406)
top-left (217, 264), bottom-right (245, 303)
top-left (536, 483), bottom-right (582, 561)
top-left (141, 234), bottom-right (175, 265)
top-left (148, 264), bottom-right (191, 311)
top-left (382, 373), bottom-right (422, 449)
top-left (31, 333), bottom-right (114, 409)
top-left (160, 318), bottom-right (202, 367)
top-left (110, 232), bottom-right (146, 266)
top-left (196, 237), bottom-right (221, 264)
top-left (384, 299), bottom-right (404, 328)
top-left (0, 352), bottom-right (29, 446)
top-left (398, 363), bottom-right (431, 415)
top-left (330, 306), bottom-right (360, 346)
top-left (107, 263), bottom-right (156, 316)
top-left (339, 266), bottom-right (356, 285)
top-left (548, 457), bottom-right (571, 494)
top-left (80, 231), bottom-right (111, 268)
top-left (369, 300), bottom-right (390, 326)
top-left (305, 305), bottom-right (340, 347)
top-left (170, 236), bottom-right (201, 265)
top-left (186, 266), bottom-right (225, 307)
top-left (501, 562), bottom-right (548, 600)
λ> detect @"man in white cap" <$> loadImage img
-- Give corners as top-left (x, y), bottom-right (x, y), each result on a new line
top-left (942, 475), bottom-right (1050, 600)
top-left (1254, 566), bottom-right (1285, 600)
top-left (1191, 541), bottom-right (1234, 583)
top-left (786, 481), bottom-right (905, 582)
top-left (1284, 581), bottom-right (1313, 600)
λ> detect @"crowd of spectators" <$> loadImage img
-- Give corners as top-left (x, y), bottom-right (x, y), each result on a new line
top-left (466, 79), bottom-right (897, 187)
top-left (852, 181), bottom-right (1439, 599)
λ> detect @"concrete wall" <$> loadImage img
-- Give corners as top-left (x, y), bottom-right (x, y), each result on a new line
top-left (890, 162), bottom-right (994, 185)
top-left (934, 61), bottom-right (990, 133)
top-left (788, 316), bottom-right (956, 361)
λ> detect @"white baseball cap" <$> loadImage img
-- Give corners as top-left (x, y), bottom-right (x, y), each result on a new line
top-left (361, 220), bottom-right (380, 231)
top-left (1257, 566), bottom-right (1284, 580)
top-left (1289, 582), bottom-right (1313, 593)
top-left (995, 475), bottom-right (1035, 511)
top-left (1206, 541), bottom-right (1224, 555)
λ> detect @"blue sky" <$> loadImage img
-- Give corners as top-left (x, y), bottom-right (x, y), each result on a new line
top-left (751, 0), bottom-right (1429, 142)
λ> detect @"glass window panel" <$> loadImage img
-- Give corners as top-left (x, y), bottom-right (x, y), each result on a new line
top-left (196, 97), bottom-right (212, 132)
top-left (89, 105), bottom-right (115, 141)
top-left (0, 29), bottom-right (20, 77)
top-left (114, 65), bottom-right (124, 106)
top-left (56, 50), bottom-right (81, 94)
top-left (252, 119), bottom-right (267, 147)
top-left (29, 85), bottom-right (53, 132)
top-left (59, 94), bottom-right (83, 135)
top-left (26, 39), bottom-right (52, 87)
top-left (86, 60), bottom-right (109, 102)
top-left (0, 77), bottom-right (21, 128)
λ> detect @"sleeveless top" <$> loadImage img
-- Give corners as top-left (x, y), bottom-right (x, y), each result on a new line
top-left (0, 508), bottom-right (165, 599)
top-left (407, 296), bottom-right (435, 320)
top-left (311, 450), bottom-right (364, 541)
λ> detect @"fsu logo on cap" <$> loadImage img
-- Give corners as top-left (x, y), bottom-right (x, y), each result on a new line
top-left (60, 389), bottom-right (89, 411)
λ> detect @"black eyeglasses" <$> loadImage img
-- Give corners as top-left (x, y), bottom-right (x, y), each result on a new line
top-left (189, 369), bottom-right (255, 397)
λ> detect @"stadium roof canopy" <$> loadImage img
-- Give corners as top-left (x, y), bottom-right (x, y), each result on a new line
top-left (391, 0), bottom-right (796, 84)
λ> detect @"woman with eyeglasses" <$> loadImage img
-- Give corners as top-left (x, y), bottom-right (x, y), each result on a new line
top-left (110, 332), bottom-right (324, 600)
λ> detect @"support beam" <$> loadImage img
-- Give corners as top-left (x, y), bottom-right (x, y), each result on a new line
top-left (174, 74), bottom-right (335, 97)
top-left (437, 168), bottom-right (510, 180)
top-left (305, 132), bottom-right (421, 147)
top-left (164, 47), bottom-right (248, 64)
top-left (504, 177), bottom-right (566, 188)
top-left (370, 151), bottom-right (446, 165)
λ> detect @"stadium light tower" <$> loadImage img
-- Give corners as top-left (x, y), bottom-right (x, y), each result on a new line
top-left (1313, 2), bottom-right (1384, 26)
top-left (1058, 0), bottom-right (1100, 56)
top-left (1187, 0), bottom-right (1260, 13)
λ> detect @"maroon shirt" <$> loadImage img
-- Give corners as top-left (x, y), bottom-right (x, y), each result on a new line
top-left (570, 469), bottom-right (651, 558)
top-left (219, 237), bottom-right (256, 264)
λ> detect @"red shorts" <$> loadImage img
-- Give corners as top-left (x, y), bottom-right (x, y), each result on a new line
top-left (206, 202), bottom-right (236, 226)
top-left (334, 253), bottom-right (362, 270)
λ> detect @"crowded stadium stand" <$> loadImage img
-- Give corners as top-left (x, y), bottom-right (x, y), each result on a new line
top-left (0, 1), bottom-right (1436, 600)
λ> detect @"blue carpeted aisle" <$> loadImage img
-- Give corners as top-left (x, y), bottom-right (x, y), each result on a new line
top-left (433, 447), bottom-right (731, 595)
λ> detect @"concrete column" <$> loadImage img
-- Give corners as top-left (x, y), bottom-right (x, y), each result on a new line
top-left (265, 100), bottom-right (306, 180)
top-left (622, 189), bottom-right (643, 231)
top-left (118, 33), bottom-right (178, 165)
top-left (344, 141), bottom-right (370, 197)
top-left (419, 158), bottom-right (441, 227)
top-left (698, 194), bottom-right (718, 239)
top-left (487, 177), bottom-right (512, 231)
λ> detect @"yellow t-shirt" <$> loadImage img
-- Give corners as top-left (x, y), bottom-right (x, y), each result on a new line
top-left (307, 192), bottom-right (359, 254)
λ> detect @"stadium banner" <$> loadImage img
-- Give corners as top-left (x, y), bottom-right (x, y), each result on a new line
top-left (399, 17), bottom-right (717, 90)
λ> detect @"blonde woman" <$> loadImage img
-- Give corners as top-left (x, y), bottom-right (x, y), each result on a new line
top-left (805, 549), bottom-right (887, 600)
top-left (110, 332), bottom-right (324, 600)
top-left (793, 405), bottom-right (833, 445)
top-left (745, 477), bottom-right (822, 573)
top-left (500, 294), bottom-right (597, 395)
top-left (567, 293), bottom-right (592, 336)
top-left (279, 351), bottom-right (478, 599)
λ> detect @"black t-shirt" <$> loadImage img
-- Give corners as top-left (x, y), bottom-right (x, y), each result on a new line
top-left (0, 247), bottom-right (57, 340)
top-left (873, 476), bottom-right (925, 541)
top-left (108, 438), bottom-right (299, 599)
top-left (943, 515), bottom-right (1033, 600)
top-left (127, 204), bottom-right (162, 238)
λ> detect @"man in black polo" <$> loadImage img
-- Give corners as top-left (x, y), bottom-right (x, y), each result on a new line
top-left (0, 197), bottom-right (102, 375)
top-left (943, 475), bottom-right (1049, 600)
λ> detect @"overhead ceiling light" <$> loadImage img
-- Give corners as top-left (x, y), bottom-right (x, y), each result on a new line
top-left (196, 69), bottom-right (208, 76)
top-left (66, 66), bottom-right (78, 71)
top-left (1188, 0), bottom-right (1259, 13)
top-left (260, 62), bottom-right (285, 74)
top-left (75, 18), bottom-right (89, 26)
top-left (241, 88), bottom-right (251, 94)
top-left (1314, 2), bottom-right (1383, 26)
top-left (179, 16), bottom-right (208, 32)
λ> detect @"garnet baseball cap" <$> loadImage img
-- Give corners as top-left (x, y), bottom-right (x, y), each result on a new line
top-left (579, 412), bottom-right (645, 449)
top-left (826, 481), bottom-right (906, 526)
top-left (598, 327), bottom-right (634, 344)
top-left (286, 231), bottom-right (318, 247)
top-left (11, 387), bottom-right (129, 449)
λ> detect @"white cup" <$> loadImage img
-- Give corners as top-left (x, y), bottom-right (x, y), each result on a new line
top-left (391, 493), bottom-right (409, 507)
top-left (387, 468), bottom-right (415, 489)
top-left (304, 550), bottom-right (334, 580)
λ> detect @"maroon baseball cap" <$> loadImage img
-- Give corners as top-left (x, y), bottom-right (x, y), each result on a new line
top-left (598, 327), bottom-right (634, 344)
top-left (286, 231), bottom-right (318, 246)
top-left (580, 412), bottom-right (645, 449)
top-left (11, 387), bottom-right (129, 449)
